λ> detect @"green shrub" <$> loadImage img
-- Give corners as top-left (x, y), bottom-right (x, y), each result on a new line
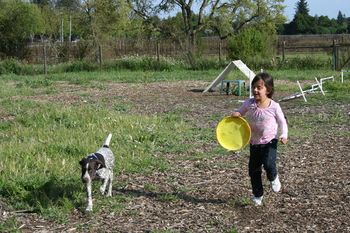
top-left (0, 59), bottom-right (23, 75)
top-left (241, 56), bottom-right (277, 70)
top-left (277, 56), bottom-right (331, 70)
top-left (0, 54), bottom-right (332, 75)
top-left (227, 28), bottom-right (276, 63)
top-left (0, 59), bottom-right (44, 75)
top-left (238, 55), bottom-right (331, 70)
top-left (185, 56), bottom-right (227, 70)
top-left (109, 56), bottom-right (180, 71)
top-left (0, 63), bottom-right (6, 75)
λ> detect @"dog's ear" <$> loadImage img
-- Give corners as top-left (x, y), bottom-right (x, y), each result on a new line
top-left (79, 158), bottom-right (86, 166)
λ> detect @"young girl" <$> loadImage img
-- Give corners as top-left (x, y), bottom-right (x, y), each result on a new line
top-left (231, 72), bottom-right (288, 206)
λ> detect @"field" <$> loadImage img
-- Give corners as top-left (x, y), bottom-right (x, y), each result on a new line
top-left (0, 69), bottom-right (349, 232)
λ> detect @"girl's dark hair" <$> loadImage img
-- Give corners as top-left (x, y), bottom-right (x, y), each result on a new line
top-left (251, 72), bottom-right (274, 98)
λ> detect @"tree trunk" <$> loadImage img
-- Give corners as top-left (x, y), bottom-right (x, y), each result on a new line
top-left (185, 31), bottom-right (197, 69)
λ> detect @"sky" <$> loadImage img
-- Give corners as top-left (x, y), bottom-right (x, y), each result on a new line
top-left (283, 0), bottom-right (350, 22)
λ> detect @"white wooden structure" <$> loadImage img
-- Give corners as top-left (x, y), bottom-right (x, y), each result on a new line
top-left (279, 76), bottom-right (334, 102)
top-left (341, 70), bottom-right (350, 83)
top-left (203, 60), bottom-right (255, 97)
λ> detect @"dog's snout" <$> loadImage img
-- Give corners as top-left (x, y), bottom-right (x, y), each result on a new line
top-left (82, 172), bottom-right (91, 183)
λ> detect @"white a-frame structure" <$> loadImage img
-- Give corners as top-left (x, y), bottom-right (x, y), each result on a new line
top-left (203, 60), bottom-right (256, 97)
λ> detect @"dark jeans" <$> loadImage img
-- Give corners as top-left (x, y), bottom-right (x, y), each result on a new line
top-left (249, 139), bottom-right (278, 197)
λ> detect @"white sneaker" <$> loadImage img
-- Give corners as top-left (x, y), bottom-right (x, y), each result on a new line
top-left (271, 175), bottom-right (281, 193)
top-left (252, 196), bottom-right (263, 206)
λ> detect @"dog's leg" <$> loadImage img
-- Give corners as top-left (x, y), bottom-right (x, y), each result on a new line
top-left (99, 169), bottom-right (108, 195)
top-left (99, 178), bottom-right (108, 195)
top-left (107, 171), bottom-right (113, 197)
top-left (86, 182), bottom-right (93, 212)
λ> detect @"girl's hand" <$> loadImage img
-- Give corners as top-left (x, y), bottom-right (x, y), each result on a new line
top-left (279, 137), bottom-right (288, 144)
top-left (231, 112), bottom-right (241, 117)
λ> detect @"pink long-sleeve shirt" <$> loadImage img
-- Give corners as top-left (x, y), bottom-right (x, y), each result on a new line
top-left (237, 98), bottom-right (288, 145)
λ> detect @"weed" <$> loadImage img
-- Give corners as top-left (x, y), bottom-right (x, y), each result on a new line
top-left (225, 227), bottom-right (239, 233)
top-left (233, 197), bottom-right (251, 207)
top-left (157, 193), bottom-right (179, 202)
top-left (144, 183), bottom-right (160, 192)
top-left (24, 78), bottom-right (53, 88)
top-left (150, 230), bottom-right (178, 233)
top-left (113, 103), bottom-right (130, 113)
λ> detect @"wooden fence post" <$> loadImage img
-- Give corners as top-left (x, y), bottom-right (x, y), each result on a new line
top-left (124, 38), bottom-right (127, 56)
top-left (156, 40), bottom-right (160, 62)
top-left (67, 41), bottom-right (70, 62)
top-left (219, 40), bottom-right (222, 62)
top-left (43, 42), bottom-right (47, 75)
top-left (282, 41), bottom-right (285, 61)
top-left (99, 44), bottom-right (103, 70)
top-left (173, 41), bottom-right (176, 56)
top-left (332, 39), bottom-right (337, 70)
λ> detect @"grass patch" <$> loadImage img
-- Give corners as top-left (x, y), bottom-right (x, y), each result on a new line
top-left (144, 183), bottom-right (160, 192)
top-left (224, 228), bottom-right (239, 233)
top-left (157, 193), bottom-right (179, 202)
top-left (234, 197), bottom-right (251, 207)
top-left (269, 69), bottom-right (339, 82)
top-left (285, 80), bottom-right (349, 140)
top-left (0, 97), bottom-right (197, 219)
top-left (0, 217), bottom-right (20, 233)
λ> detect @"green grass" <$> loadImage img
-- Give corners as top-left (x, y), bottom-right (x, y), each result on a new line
top-left (157, 193), bottom-right (180, 202)
top-left (269, 69), bottom-right (339, 82)
top-left (231, 196), bottom-right (251, 207)
top-left (283, 80), bottom-right (350, 141)
top-left (0, 69), bottom-right (220, 85)
top-left (0, 97), bottom-right (196, 220)
top-left (0, 68), bottom-right (349, 228)
top-left (0, 74), bottom-right (225, 222)
top-left (1, 54), bottom-right (342, 78)
top-left (0, 217), bottom-right (20, 233)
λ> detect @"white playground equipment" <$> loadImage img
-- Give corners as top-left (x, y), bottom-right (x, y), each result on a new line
top-left (341, 69), bottom-right (349, 83)
top-left (203, 60), bottom-right (255, 97)
top-left (204, 60), bottom-right (345, 102)
top-left (279, 76), bottom-right (335, 102)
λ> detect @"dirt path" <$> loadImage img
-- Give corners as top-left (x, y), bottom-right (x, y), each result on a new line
top-left (1, 81), bottom-right (350, 232)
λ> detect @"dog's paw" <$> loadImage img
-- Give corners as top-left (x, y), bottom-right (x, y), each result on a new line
top-left (85, 206), bottom-right (93, 212)
top-left (99, 187), bottom-right (105, 195)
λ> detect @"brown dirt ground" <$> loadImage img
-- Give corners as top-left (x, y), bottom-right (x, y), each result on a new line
top-left (1, 80), bottom-right (350, 232)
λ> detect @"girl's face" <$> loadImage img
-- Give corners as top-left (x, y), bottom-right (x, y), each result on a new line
top-left (252, 79), bottom-right (269, 101)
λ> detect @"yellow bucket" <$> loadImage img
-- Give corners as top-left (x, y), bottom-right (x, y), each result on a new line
top-left (216, 116), bottom-right (251, 151)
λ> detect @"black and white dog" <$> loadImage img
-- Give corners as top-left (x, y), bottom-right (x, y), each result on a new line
top-left (79, 133), bottom-right (115, 212)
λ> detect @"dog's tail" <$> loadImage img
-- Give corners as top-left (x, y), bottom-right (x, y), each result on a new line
top-left (103, 133), bottom-right (112, 148)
